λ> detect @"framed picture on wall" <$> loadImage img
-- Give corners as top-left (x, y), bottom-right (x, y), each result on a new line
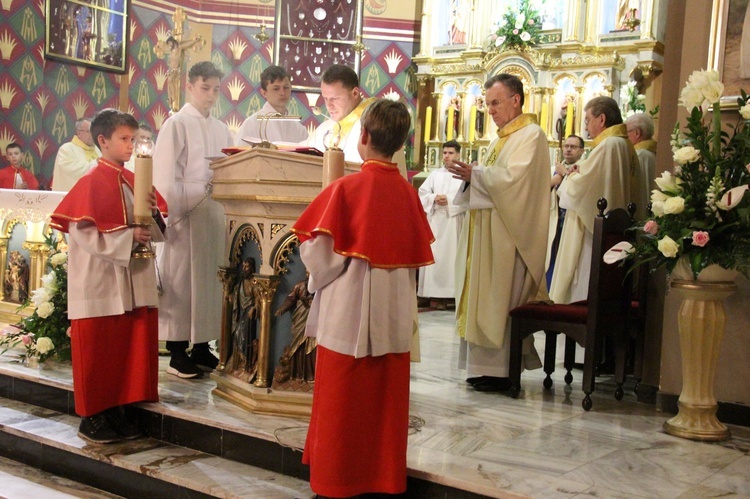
top-left (708, 0), bottom-right (750, 107)
top-left (274, 0), bottom-right (364, 92)
top-left (44, 0), bottom-right (129, 74)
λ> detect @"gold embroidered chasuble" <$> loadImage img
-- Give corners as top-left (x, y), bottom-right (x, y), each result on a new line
top-left (548, 124), bottom-right (638, 304)
top-left (455, 114), bottom-right (550, 350)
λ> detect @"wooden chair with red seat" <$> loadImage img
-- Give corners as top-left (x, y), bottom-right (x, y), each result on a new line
top-left (507, 198), bottom-right (637, 411)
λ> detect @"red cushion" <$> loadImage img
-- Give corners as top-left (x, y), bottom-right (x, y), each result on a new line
top-left (509, 301), bottom-right (588, 323)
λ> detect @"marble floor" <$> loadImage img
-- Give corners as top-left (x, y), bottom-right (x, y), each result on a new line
top-left (1, 310), bottom-right (750, 498)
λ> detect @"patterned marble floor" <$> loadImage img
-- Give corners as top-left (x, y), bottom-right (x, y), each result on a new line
top-left (1, 310), bottom-right (749, 498)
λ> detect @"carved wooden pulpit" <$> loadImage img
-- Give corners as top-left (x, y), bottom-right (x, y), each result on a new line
top-left (209, 147), bottom-right (358, 418)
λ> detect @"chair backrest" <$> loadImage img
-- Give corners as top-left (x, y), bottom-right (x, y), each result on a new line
top-left (586, 198), bottom-right (635, 332)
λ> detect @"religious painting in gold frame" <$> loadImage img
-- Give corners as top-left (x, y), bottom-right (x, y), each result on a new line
top-left (274, 0), bottom-right (364, 92)
top-left (45, 0), bottom-right (129, 74)
top-left (707, 0), bottom-right (750, 108)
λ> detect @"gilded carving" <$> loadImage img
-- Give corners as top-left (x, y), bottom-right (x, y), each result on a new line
top-left (272, 233), bottom-right (299, 276)
top-left (271, 223), bottom-right (286, 239)
top-left (231, 224), bottom-right (262, 267)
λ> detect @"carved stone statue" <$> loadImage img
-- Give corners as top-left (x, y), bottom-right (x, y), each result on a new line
top-left (273, 274), bottom-right (316, 384)
top-left (226, 257), bottom-right (259, 382)
top-left (4, 251), bottom-right (29, 304)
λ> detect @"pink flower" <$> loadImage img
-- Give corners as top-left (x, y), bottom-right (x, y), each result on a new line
top-left (22, 334), bottom-right (33, 346)
top-left (491, 34), bottom-right (498, 40)
top-left (692, 231), bottom-right (710, 247)
top-left (644, 220), bottom-right (659, 235)
top-left (66, 327), bottom-right (71, 338)
top-left (513, 29), bottom-right (519, 35)
top-left (528, 19), bottom-right (535, 25)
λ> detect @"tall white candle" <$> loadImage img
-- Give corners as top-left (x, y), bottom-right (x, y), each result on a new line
top-left (133, 156), bottom-right (153, 224)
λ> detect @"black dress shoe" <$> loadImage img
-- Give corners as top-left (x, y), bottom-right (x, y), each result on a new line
top-left (78, 413), bottom-right (121, 444)
top-left (466, 376), bottom-right (490, 385)
top-left (472, 377), bottom-right (512, 392)
top-left (104, 406), bottom-right (142, 440)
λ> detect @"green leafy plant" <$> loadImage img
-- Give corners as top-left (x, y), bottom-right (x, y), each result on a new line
top-left (621, 70), bottom-right (750, 278)
top-left (0, 235), bottom-right (70, 363)
top-left (489, 0), bottom-right (542, 51)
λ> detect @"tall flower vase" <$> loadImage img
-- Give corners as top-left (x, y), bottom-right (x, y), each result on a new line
top-left (663, 260), bottom-right (737, 442)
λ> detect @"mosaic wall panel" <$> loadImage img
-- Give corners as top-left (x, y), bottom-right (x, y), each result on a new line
top-left (0, 0), bottom-right (420, 186)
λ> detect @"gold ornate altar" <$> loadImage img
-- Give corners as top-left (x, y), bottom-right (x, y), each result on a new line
top-left (0, 189), bottom-right (65, 323)
top-left (208, 148), bottom-right (359, 419)
top-left (413, 0), bottom-right (664, 169)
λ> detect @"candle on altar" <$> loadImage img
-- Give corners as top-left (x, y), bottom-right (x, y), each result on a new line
top-left (539, 101), bottom-right (548, 135)
top-left (322, 128), bottom-right (345, 188)
top-left (446, 105), bottom-right (454, 141)
top-left (133, 138), bottom-right (154, 225)
top-left (564, 101), bottom-right (574, 137)
top-left (468, 105), bottom-right (477, 143)
top-left (424, 106), bottom-right (432, 143)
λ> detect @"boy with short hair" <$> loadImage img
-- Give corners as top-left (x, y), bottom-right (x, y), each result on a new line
top-left (50, 109), bottom-right (167, 443)
top-left (234, 65), bottom-right (308, 145)
top-left (0, 142), bottom-right (39, 190)
top-left (124, 123), bottom-right (155, 173)
top-left (293, 99), bottom-right (434, 497)
top-left (153, 61), bottom-right (233, 378)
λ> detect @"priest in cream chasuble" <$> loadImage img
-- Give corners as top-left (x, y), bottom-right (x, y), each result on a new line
top-left (549, 97), bottom-right (638, 305)
top-left (447, 75), bottom-right (548, 389)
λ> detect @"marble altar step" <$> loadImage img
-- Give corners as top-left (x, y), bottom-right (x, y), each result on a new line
top-left (0, 396), bottom-right (314, 498)
top-left (0, 357), bottom-right (494, 498)
top-left (0, 454), bottom-right (123, 498)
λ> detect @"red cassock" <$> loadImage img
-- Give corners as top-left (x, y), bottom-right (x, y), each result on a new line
top-left (0, 166), bottom-right (39, 190)
top-left (293, 160), bottom-right (434, 497)
top-left (51, 159), bottom-right (167, 416)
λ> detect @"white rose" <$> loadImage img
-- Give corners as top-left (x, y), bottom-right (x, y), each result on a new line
top-left (515, 18), bottom-right (524, 29)
top-left (36, 337), bottom-right (54, 354)
top-left (36, 301), bottom-right (54, 318)
top-left (657, 235), bottom-right (680, 258)
top-left (520, 31), bottom-right (531, 42)
top-left (663, 196), bottom-right (686, 214)
top-left (673, 146), bottom-right (701, 165)
top-left (495, 36), bottom-right (505, 47)
top-left (741, 104), bottom-right (750, 120)
top-left (637, 94), bottom-right (646, 102)
top-left (651, 201), bottom-right (665, 217)
top-left (41, 272), bottom-right (58, 292)
top-left (50, 253), bottom-right (67, 267)
top-left (654, 171), bottom-right (683, 194)
top-left (651, 189), bottom-right (668, 203)
top-left (30, 287), bottom-right (53, 307)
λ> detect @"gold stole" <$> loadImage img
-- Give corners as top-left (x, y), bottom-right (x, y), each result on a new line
top-left (72, 135), bottom-right (99, 161)
top-left (456, 114), bottom-right (538, 338)
top-left (591, 123), bottom-right (637, 174)
top-left (634, 139), bottom-right (657, 154)
top-left (336, 97), bottom-right (373, 141)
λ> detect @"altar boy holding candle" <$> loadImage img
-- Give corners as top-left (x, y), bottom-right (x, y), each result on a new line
top-left (293, 99), bottom-right (434, 497)
top-left (50, 109), bottom-right (168, 444)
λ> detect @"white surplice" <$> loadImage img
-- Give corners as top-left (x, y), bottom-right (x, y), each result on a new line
top-left (233, 101), bottom-right (309, 146)
top-left (417, 166), bottom-right (466, 298)
top-left (67, 188), bottom-right (164, 319)
top-left (152, 103), bottom-right (233, 343)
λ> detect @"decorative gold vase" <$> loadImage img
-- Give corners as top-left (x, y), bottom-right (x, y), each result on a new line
top-left (663, 260), bottom-right (737, 442)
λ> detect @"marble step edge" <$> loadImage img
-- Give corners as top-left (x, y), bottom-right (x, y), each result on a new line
top-left (0, 396), bottom-right (314, 499)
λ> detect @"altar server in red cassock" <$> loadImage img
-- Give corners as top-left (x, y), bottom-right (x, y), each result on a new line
top-left (50, 109), bottom-right (167, 444)
top-left (293, 99), bottom-right (434, 498)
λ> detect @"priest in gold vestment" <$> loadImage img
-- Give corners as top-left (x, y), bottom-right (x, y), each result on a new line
top-left (447, 74), bottom-right (547, 392)
top-left (549, 97), bottom-right (638, 305)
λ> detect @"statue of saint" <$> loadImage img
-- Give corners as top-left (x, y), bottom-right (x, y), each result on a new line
top-left (226, 257), bottom-right (258, 381)
top-left (616, 0), bottom-right (640, 30)
top-left (449, 0), bottom-right (468, 44)
top-left (273, 274), bottom-right (316, 384)
top-left (475, 96), bottom-right (486, 139)
top-left (4, 252), bottom-right (29, 304)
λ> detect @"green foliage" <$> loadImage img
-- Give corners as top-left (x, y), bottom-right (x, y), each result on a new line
top-left (489, 0), bottom-right (542, 51)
